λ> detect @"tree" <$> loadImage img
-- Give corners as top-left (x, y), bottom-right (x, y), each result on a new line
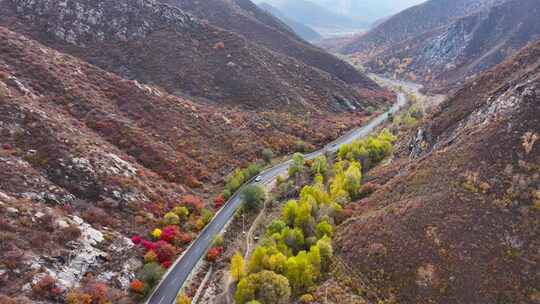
top-left (311, 155), bottom-right (328, 177)
top-left (344, 161), bottom-right (362, 199)
top-left (214, 195), bottom-right (226, 209)
top-left (231, 251), bottom-right (246, 282)
top-left (241, 184), bottom-right (267, 211)
top-left (138, 262), bottom-right (164, 288)
top-left (151, 228), bottom-right (162, 240)
top-left (284, 252), bottom-right (314, 294)
top-left (267, 219), bottom-right (287, 236)
top-left (144, 250), bottom-right (158, 263)
top-left (267, 252), bottom-right (287, 274)
top-left (155, 241), bottom-right (176, 263)
top-left (172, 206), bottom-right (190, 220)
top-left (248, 246), bottom-right (268, 274)
top-left (201, 208), bottom-right (214, 225)
top-left (164, 212), bottom-right (180, 225)
top-left (281, 200), bottom-right (298, 227)
top-left (207, 247), bottom-right (222, 262)
top-left (161, 225), bottom-right (179, 243)
top-left (235, 271), bottom-right (291, 304)
top-left (316, 237), bottom-right (333, 272)
top-left (262, 148), bottom-right (274, 164)
top-left (315, 220), bottom-right (333, 239)
top-left (176, 293), bottom-right (191, 304)
top-left (288, 153), bottom-right (305, 178)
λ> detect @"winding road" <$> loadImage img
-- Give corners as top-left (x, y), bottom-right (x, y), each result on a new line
top-left (146, 91), bottom-right (409, 304)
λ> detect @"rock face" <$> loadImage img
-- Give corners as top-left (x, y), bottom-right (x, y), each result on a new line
top-left (361, 0), bottom-right (540, 91)
top-left (161, 0), bottom-right (377, 88)
top-left (341, 0), bottom-right (500, 55)
top-left (335, 39), bottom-right (540, 303)
top-left (0, 0), bottom-right (389, 113)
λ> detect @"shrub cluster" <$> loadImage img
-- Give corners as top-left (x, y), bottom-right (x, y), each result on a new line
top-left (130, 195), bottom-right (215, 298)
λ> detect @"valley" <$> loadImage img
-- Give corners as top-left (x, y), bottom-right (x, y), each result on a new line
top-left (0, 0), bottom-right (538, 304)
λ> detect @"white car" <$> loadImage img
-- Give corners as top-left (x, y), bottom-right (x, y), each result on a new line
top-left (255, 176), bottom-right (262, 182)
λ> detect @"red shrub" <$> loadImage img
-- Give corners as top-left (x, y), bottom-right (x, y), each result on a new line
top-left (181, 195), bottom-right (203, 212)
top-left (160, 226), bottom-right (180, 243)
top-left (142, 240), bottom-right (157, 252)
top-left (130, 280), bottom-right (145, 294)
top-left (32, 275), bottom-right (59, 299)
top-left (179, 233), bottom-right (192, 245)
top-left (214, 195), bottom-right (225, 209)
top-left (131, 235), bottom-right (142, 245)
top-left (155, 241), bottom-right (176, 263)
top-left (2, 143), bottom-right (12, 150)
top-left (161, 260), bottom-right (172, 269)
top-left (206, 247), bottom-right (223, 262)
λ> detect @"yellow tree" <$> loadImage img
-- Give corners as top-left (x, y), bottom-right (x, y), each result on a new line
top-left (176, 293), bottom-right (191, 304)
top-left (231, 251), bottom-right (246, 282)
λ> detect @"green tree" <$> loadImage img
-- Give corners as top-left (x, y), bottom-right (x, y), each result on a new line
top-left (288, 153), bottom-right (305, 178)
top-left (235, 271), bottom-right (291, 304)
top-left (284, 252), bottom-right (314, 294)
top-left (163, 212), bottom-right (180, 225)
top-left (231, 251), bottom-right (246, 282)
top-left (315, 220), bottom-right (333, 239)
top-left (241, 184), bottom-right (267, 211)
top-left (281, 200), bottom-right (298, 227)
top-left (172, 206), bottom-right (190, 220)
top-left (201, 208), bottom-right (214, 225)
top-left (248, 246), bottom-right (269, 274)
top-left (316, 236), bottom-right (333, 272)
top-left (267, 252), bottom-right (288, 274)
top-left (267, 219), bottom-right (287, 235)
top-left (138, 262), bottom-right (164, 288)
top-left (344, 161), bottom-right (362, 199)
top-left (262, 148), bottom-right (274, 164)
top-left (311, 155), bottom-right (328, 177)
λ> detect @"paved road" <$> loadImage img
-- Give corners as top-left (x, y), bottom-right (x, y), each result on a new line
top-left (146, 92), bottom-right (409, 304)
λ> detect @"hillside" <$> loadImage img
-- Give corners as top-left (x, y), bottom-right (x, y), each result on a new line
top-left (158, 0), bottom-right (377, 89)
top-left (341, 0), bottom-right (499, 56)
top-left (258, 2), bottom-right (322, 42)
top-left (363, 0), bottom-right (540, 91)
top-left (334, 38), bottom-right (540, 303)
top-left (0, 23), bottom-right (384, 302)
top-left (0, 0), bottom-right (387, 113)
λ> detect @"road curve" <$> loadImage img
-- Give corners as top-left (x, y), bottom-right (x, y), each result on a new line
top-left (146, 92), bottom-right (409, 304)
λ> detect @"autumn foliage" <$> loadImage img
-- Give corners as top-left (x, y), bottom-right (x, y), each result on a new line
top-left (206, 246), bottom-right (223, 262)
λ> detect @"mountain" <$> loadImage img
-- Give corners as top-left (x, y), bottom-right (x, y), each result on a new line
top-left (157, 0), bottom-right (379, 89)
top-left (0, 0), bottom-right (386, 113)
top-left (341, 0), bottom-right (500, 55)
top-left (258, 2), bottom-right (322, 42)
top-left (252, 0), bottom-right (369, 36)
top-left (0, 0), bottom-right (394, 301)
top-left (0, 21), bottom-right (383, 301)
top-left (254, 0), bottom-right (426, 27)
top-left (362, 0), bottom-right (540, 90)
top-left (334, 38), bottom-right (540, 303)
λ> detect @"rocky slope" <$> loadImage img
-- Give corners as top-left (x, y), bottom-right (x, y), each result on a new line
top-left (0, 0), bottom-right (388, 113)
top-left (258, 2), bottom-right (322, 42)
top-left (362, 0), bottom-right (540, 91)
top-left (341, 0), bottom-right (500, 56)
top-left (0, 25), bottom-right (377, 302)
top-left (335, 38), bottom-right (540, 303)
top-left (161, 0), bottom-right (378, 89)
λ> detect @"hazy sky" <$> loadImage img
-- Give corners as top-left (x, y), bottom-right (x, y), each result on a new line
top-left (253, 0), bottom-right (426, 20)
